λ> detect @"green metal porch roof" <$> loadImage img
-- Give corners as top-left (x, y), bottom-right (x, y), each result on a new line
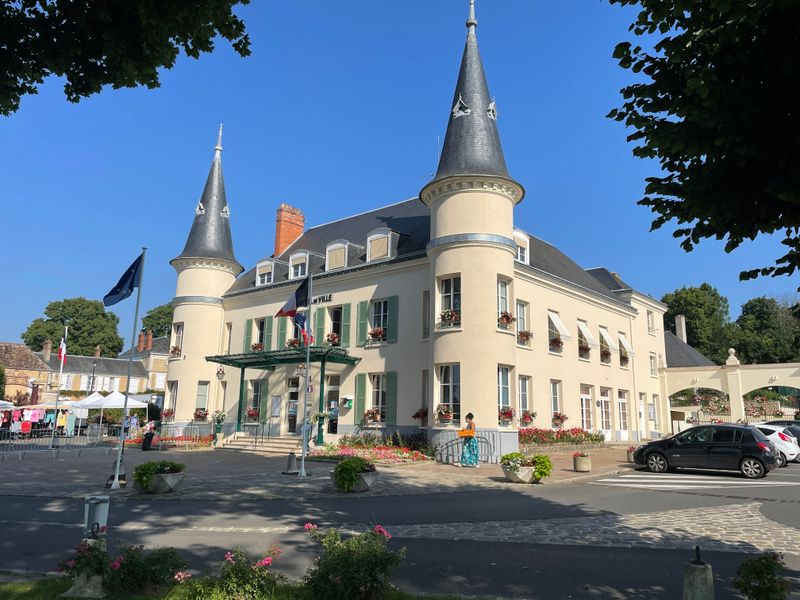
top-left (206, 346), bottom-right (361, 369)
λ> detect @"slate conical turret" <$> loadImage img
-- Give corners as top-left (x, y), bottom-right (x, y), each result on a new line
top-left (172, 125), bottom-right (242, 271)
top-left (433, 0), bottom-right (512, 182)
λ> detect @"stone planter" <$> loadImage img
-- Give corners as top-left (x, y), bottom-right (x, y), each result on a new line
top-left (499, 419), bottom-right (512, 427)
top-left (329, 470), bottom-right (379, 493)
top-left (60, 572), bottom-right (105, 598)
top-left (626, 450), bottom-right (635, 463)
top-left (573, 456), bottom-right (591, 472)
top-left (501, 465), bottom-right (541, 484)
top-left (135, 472), bottom-right (185, 494)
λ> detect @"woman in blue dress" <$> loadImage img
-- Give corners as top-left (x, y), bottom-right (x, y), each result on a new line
top-left (460, 412), bottom-right (479, 467)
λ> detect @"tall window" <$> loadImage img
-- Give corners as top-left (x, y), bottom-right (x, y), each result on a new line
top-left (617, 390), bottom-right (629, 431)
top-left (167, 381), bottom-right (178, 410)
top-left (255, 318), bottom-right (266, 346)
top-left (173, 323), bottom-right (184, 351)
top-left (650, 394), bottom-right (659, 427)
top-left (515, 237), bottom-right (528, 263)
top-left (257, 266), bottom-right (273, 285)
top-left (439, 364), bottom-right (461, 422)
top-left (251, 380), bottom-right (263, 411)
top-left (497, 366), bottom-right (511, 409)
top-left (422, 291), bottom-right (430, 338)
top-left (225, 322), bottom-right (232, 354)
top-left (329, 306), bottom-right (342, 338)
top-left (649, 352), bottom-right (658, 376)
top-left (548, 314), bottom-right (564, 353)
top-left (421, 370), bottom-right (429, 411)
top-left (577, 320), bottom-right (591, 360)
top-left (599, 387), bottom-right (612, 430)
top-left (155, 373), bottom-right (166, 389)
top-left (196, 381), bottom-right (209, 409)
top-left (550, 380), bottom-right (561, 415)
top-left (580, 384), bottom-right (593, 430)
top-left (290, 254), bottom-right (307, 279)
top-left (371, 374), bottom-right (386, 422)
top-left (516, 300), bottom-right (529, 345)
top-left (371, 300), bottom-right (388, 339)
top-left (646, 310), bottom-right (655, 333)
top-left (439, 276), bottom-right (461, 327)
top-left (497, 278), bottom-right (509, 316)
top-left (518, 376), bottom-right (530, 411)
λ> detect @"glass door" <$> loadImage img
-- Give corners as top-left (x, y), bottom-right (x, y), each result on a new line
top-left (287, 377), bottom-right (299, 434)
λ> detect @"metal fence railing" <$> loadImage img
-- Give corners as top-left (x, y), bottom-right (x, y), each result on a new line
top-left (151, 422), bottom-right (214, 450)
top-left (0, 424), bottom-right (118, 459)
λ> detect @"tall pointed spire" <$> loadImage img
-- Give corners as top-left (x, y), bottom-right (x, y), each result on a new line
top-left (172, 126), bottom-right (242, 271)
top-left (433, 0), bottom-right (511, 182)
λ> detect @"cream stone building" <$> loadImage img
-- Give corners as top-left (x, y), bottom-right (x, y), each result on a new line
top-left (165, 5), bottom-right (707, 456)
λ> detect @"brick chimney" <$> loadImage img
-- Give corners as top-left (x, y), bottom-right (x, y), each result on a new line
top-left (42, 339), bottom-right (52, 362)
top-left (274, 204), bottom-right (304, 257)
top-left (145, 330), bottom-right (154, 351)
top-left (675, 314), bottom-right (688, 343)
top-left (94, 345), bottom-right (102, 358)
top-left (137, 331), bottom-right (145, 352)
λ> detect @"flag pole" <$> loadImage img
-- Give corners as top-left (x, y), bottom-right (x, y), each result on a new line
top-left (298, 274), bottom-right (313, 478)
top-left (110, 247), bottom-right (147, 490)
top-left (49, 325), bottom-right (68, 450)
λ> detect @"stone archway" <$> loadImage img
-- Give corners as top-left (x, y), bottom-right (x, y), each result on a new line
top-left (669, 387), bottom-right (730, 431)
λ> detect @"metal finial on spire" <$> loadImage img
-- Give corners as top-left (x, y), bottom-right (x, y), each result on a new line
top-left (215, 123), bottom-right (223, 152)
top-left (466, 0), bottom-right (477, 34)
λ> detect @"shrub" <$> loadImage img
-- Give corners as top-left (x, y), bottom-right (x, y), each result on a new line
top-left (57, 539), bottom-right (108, 578)
top-left (185, 546), bottom-right (283, 600)
top-left (133, 461), bottom-right (185, 493)
top-left (500, 452), bottom-right (552, 479)
top-left (304, 523), bottom-right (405, 600)
top-left (104, 546), bottom-right (188, 595)
top-left (518, 427), bottom-right (605, 445)
top-left (333, 457), bottom-right (376, 492)
top-left (734, 552), bottom-right (790, 600)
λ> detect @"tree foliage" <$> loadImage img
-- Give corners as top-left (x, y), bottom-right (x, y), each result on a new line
top-left (609, 1), bottom-right (800, 284)
top-left (662, 283), bottom-right (731, 363)
top-left (141, 303), bottom-right (174, 338)
top-left (1, 0), bottom-right (251, 115)
top-left (22, 297), bottom-right (124, 357)
top-left (732, 297), bottom-right (800, 364)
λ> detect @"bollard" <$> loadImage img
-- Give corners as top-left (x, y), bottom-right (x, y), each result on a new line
top-left (281, 451), bottom-right (300, 475)
top-left (683, 546), bottom-right (714, 600)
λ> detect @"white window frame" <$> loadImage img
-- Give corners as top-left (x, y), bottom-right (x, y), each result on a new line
top-left (497, 366), bottom-right (511, 409)
top-left (547, 311), bottom-right (571, 340)
top-left (195, 381), bottom-right (209, 409)
top-left (599, 387), bottom-right (612, 430)
top-left (649, 352), bottom-right (658, 377)
top-left (598, 328), bottom-right (619, 352)
top-left (255, 318), bottom-right (266, 346)
top-left (513, 231), bottom-right (529, 264)
top-left (516, 300), bottom-right (528, 333)
top-left (576, 320), bottom-right (599, 348)
top-left (617, 390), bottom-right (629, 430)
top-left (173, 322), bottom-right (184, 350)
top-left (439, 275), bottom-right (461, 327)
top-left (370, 299), bottom-right (389, 336)
top-left (497, 278), bottom-right (509, 316)
top-left (289, 252), bottom-right (308, 280)
top-left (167, 381), bottom-right (178, 410)
top-left (256, 261), bottom-right (273, 286)
top-left (251, 380), bottom-right (264, 411)
top-left (651, 394), bottom-right (659, 426)
top-left (325, 242), bottom-right (347, 271)
top-left (550, 380), bottom-right (561, 415)
top-left (580, 384), bottom-right (593, 430)
top-left (155, 372), bottom-right (166, 390)
top-left (439, 364), bottom-right (461, 422)
top-left (518, 376), bottom-right (530, 411)
top-left (646, 310), bottom-right (656, 334)
top-left (371, 373), bottom-right (387, 422)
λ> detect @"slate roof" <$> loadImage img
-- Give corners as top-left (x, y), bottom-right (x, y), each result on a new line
top-left (433, 6), bottom-right (511, 182)
top-left (34, 353), bottom-right (148, 378)
top-left (0, 343), bottom-right (51, 372)
top-left (586, 268), bottom-right (634, 293)
top-left (118, 336), bottom-right (169, 359)
top-left (172, 128), bottom-right (242, 270)
top-left (664, 332), bottom-right (716, 368)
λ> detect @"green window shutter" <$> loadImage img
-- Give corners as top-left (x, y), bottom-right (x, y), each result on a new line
top-left (387, 296), bottom-right (399, 343)
top-left (356, 301), bottom-right (369, 347)
top-left (278, 318), bottom-right (287, 349)
top-left (243, 319), bottom-right (253, 353)
top-left (315, 307), bottom-right (325, 345)
top-left (340, 303), bottom-right (351, 348)
top-left (385, 371), bottom-right (397, 425)
top-left (264, 317), bottom-right (273, 351)
top-left (355, 373), bottom-right (366, 425)
top-left (259, 380), bottom-right (269, 422)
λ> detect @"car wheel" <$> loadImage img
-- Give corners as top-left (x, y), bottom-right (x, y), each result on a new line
top-left (646, 453), bottom-right (668, 473)
top-left (740, 457), bottom-right (766, 479)
top-left (777, 452), bottom-right (788, 468)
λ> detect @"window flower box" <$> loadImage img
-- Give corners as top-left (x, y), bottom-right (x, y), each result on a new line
top-left (439, 309), bottom-right (460, 328)
top-left (552, 412), bottom-right (568, 428)
top-left (520, 410), bottom-right (536, 425)
top-left (286, 338), bottom-right (300, 349)
top-left (367, 327), bottom-right (385, 344)
top-left (435, 404), bottom-right (453, 424)
top-left (363, 407), bottom-right (381, 424)
top-left (193, 408), bottom-right (208, 422)
top-left (170, 346), bottom-right (181, 357)
top-left (517, 330), bottom-right (532, 345)
top-left (548, 337), bottom-right (563, 352)
top-left (251, 342), bottom-right (264, 352)
top-left (498, 406), bottom-right (515, 425)
top-left (412, 408), bottom-right (428, 421)
top-left (578, 343), bottom-right (591, 359)
top-left (620, 355), bottom-right (630, 367)
top-left (600, 349), bottom-right (612, 362)
top-left (161, 408), bottom-right (175, 422)
top-left (325, 332), bottom-right (340, 346)
top-left (246, 407), bottom-right (259, 422)
top-left (497, 311), bottom-right (516, 330)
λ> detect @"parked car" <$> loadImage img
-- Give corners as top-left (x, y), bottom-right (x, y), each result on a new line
top-left (765, 422), bottom-right (800, 462)
top-left (752, 424), bottom-right (799, 467)
top-left (633, 425), bottom-right (776, 479)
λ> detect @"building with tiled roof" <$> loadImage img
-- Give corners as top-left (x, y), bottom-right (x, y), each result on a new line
top-left (0, 342), bottom-right (51, 402)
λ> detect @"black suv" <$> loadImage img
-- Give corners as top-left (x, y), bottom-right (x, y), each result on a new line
top-left (633, 424), bottom-right (777, 479)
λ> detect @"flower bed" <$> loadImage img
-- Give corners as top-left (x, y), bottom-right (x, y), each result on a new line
top-left (519, 427), bottom-right (605, 445)
top-left (125, 434), bottom-right (214, 449)
top-left (310, 444), bottom-right (430, 463)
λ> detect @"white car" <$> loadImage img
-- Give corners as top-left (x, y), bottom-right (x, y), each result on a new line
top-left (754, 424), bottom-right (800, 467)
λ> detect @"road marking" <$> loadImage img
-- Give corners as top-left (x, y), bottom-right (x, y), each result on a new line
top-left (591, 472), bottom-right (800, 491)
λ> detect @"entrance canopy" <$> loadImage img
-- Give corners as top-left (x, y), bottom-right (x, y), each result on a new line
top-left (206, 346), bottom-right (361, 369)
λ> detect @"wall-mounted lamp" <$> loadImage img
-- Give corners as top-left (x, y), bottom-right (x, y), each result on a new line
top-left (216, 366), bottom-right (225, 381)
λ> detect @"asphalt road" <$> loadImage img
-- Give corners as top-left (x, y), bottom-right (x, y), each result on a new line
top-left (3, 458), bottom-right (800, 598)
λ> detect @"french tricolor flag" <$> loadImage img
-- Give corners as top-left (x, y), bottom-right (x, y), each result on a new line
top-left (275, 277), bottom-right (310, 318)
top-left (57, 337), bottom-right (67, 366)
top-left (294, 313), bottom-right (314, 346)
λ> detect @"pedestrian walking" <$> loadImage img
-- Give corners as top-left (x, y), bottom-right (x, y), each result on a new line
top-left (459, 412), bottom-right (479, 467)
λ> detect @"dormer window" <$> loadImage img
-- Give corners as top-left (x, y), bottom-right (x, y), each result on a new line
top-left (367, 231), bottom-right (390, 262)
top-left (256, 261), bottom-right (273, 286)
top-left (513, 231), bottom-right (529, 264)
top-left (326, 241), bottom-right (347, 271)
top-left (289, 252), bottom-right (308, 279)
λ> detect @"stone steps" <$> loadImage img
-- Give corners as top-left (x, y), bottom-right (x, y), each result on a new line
top-left (221, 434), bottom-right (303, 455)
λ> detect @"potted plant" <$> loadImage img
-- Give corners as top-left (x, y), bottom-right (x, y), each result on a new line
top-left (552, 412), bottom-right (568, 428)
top-left (520, 410), bottom-right (536, 425)
top-left (626, 445), bottom-right (636, 463)
top-left (440, 309), bottom-right (460, 327)
top-left (162, 408), bottom-right (175, 422)
top-left (57, 539), bottom-right (107, 598)
top-left (549, 336), bottom-right (563, 351)
top-left (193, 408), bottom-right (208, 422)
top-left (325, 332), bottom-right (340, 346)
top-left (412, 407), bottom-right (428, 421)
top-left (600, 349), bottom-right (612, 362)
top-left (286, 338), bottom-right (300, 348)
top-left (368, 327), bottom-right (385, 343)
top-left (620, 354), bottom-right (630, 367)
top-left (212, 410), bottom-right (226, 433)
top-left (517, 330), bottom-right (532, 345)
top-left (133, 460), bottom-right (186, 494)
top-left (435, 404), bottom-right (453, 424)
top-left (364, 407), bottom-right (381, 424)
top-left (331, 456), bottom-right (378, 492)
top-left (170, 345), bottom-right (181, 357)
top-left (572, 451), bottom-right (591, 472)
top-left (578, 343), bottom-right (591, 358)
top-left (246, 407), bottom-right (259, 422)
top-left (498, 311), bottom-right (516, 329)
top-left (500, 452), bottom-right (553, 484)
top-left (498, 406), bottom-right (515, 425)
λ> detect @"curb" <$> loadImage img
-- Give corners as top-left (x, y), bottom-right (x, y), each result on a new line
top-left (545, 467), bottom-right (629, 485)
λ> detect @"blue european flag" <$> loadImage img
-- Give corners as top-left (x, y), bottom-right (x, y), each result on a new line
top-left (103, 253), bottom-right (144, 307)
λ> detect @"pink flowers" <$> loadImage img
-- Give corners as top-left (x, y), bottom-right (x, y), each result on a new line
top-left (224, 551), bottom-right (235, 564)
top-left (65, 559), bottom-right (76, 569)
top-left (253, 556), bottom-right (273, 568)
top-left (174, 571), bottom-right (192, 583)
top-left (110, 560), bottom-right (121, 571)
top-left (373, 525), bottom-right (391, 540)
top-left (304, 523), bottom-right (318, 532)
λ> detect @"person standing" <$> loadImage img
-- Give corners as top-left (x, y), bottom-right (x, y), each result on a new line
top-left (460, 412), bottom-right (479, 467)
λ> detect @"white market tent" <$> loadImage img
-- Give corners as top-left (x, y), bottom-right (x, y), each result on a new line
top-left (0, 400), bottom-right (14, 410)
top-left (77, 391), bottom-right (148, 409)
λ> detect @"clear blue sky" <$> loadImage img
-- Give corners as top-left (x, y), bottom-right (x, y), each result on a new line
top-left (1, 1), bottom-right (794, 350)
